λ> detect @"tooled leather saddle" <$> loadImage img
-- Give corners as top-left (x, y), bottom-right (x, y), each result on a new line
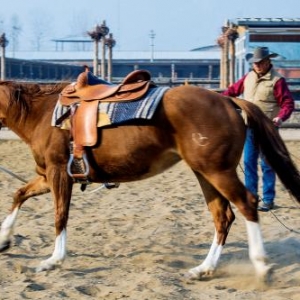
top-left (57, 67), bottom-right (155, 184)
top-left (60, 67), bottom-right (152, 105)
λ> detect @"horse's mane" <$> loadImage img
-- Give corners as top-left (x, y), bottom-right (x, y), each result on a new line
top-left (0, 81), bottom-right (69, 124)
top-left (37, 82), bottom-right (70, 95)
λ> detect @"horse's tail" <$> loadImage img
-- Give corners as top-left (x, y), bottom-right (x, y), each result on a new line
top-left (230, 97), bottom-right (300, 202)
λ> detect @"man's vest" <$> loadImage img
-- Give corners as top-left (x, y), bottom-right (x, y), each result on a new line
top-left (243, 68), bottom-right (282, 120)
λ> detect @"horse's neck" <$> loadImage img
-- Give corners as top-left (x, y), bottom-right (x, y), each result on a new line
top-left (8, 93), bottom-right (58, 144)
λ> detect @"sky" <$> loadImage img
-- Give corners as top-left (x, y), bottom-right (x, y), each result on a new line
top-left (0, 0), bottom-right (300, 52)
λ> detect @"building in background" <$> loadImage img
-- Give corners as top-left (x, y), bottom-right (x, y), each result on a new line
top-left (220, 18), bottom-right (300, 88)
top-left (2, 57), bottom-right (83, 81)
top-left (5, 37), bottom-right (221, 88)
top-left (3, 18), bottom-right (300, 91)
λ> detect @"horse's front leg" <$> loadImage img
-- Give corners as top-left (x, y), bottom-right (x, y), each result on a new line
top-left (36, 168), bottom-right (72, 272)
top-left (0, 175), bottom-right (50, 251)
top-left (0, 207), bottom-right (19, 252)
top-left (36, 228), bottom-right (67, 272)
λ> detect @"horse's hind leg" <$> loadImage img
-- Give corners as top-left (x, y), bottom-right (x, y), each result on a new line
top-left (187, 172), bottom-right (235, 279)
top-left (0, 175), bottom-right (50, 251)
top-left (198, 170), bottom-right (272, 281)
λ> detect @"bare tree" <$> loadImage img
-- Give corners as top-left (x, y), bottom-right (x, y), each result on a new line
top-left (9, 14), bottom-right (22, 57)
top-left (70, 11), bottom-right (90, 36)
top-left (68, 11), bottom-right (90, 51)
top-left (29, 10), bottom-right (53, 51)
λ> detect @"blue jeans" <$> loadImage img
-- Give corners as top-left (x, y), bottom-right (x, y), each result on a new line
top-left (243, 128), bottom-right (275, 204)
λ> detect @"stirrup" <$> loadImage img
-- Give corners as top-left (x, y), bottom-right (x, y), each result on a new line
top-left (67, 152), bottom-right (90, 181)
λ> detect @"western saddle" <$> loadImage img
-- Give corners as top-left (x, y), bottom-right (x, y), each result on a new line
top-left (60, 67), bottom-right (152, 105)
top-left (57, 67), bottom-right (154, 186)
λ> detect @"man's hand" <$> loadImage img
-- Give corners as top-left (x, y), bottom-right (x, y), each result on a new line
top-left (272, 117), bottom-right (282, 127)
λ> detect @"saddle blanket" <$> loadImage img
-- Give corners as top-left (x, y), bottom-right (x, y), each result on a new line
top-left (52, 86), bottom-right (169, 129)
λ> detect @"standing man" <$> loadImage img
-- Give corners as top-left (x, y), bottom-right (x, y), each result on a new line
top-left (223, 46), bottom-right (294, 212)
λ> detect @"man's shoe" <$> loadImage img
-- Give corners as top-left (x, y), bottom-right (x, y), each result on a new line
top-left (258, 202), bottom-right (274, 212)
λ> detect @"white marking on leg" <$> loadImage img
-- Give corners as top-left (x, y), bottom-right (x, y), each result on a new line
top-left (245, 220), bottom-right (271, 279)
top-left (187, 230), bottom-right (223, 279)
top-left (36, 229), bottom-right (67, 272)
top-left (0, 208), bottom-right (19, 248)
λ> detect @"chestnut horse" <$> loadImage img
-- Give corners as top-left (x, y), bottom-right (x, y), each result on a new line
top-left (0, 80), bottom-right (300, 280)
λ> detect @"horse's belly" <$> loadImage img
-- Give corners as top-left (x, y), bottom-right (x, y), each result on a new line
top-left (89, 149), bottom-right (180, 182)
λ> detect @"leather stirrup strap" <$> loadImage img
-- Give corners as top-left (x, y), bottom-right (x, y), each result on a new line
top-left (73, 100), bottom-right (99, 147)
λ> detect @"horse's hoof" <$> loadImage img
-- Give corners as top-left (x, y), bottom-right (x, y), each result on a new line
top-left (0, 240), bottom-right (11, 252)
top-left (36, 259), bottom-right (62, 273)
top-left (36, 263), bottom-right (54, 273)
top-left (184, 267), bottom-right (214, 281)
top-left (258, 263), bottom-right (275, 286)
top-left (184, 270), bottom-right (200, 281)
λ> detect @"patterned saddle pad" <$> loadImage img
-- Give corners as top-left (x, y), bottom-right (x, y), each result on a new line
top-left (52, 86), bottom-right (169, 129)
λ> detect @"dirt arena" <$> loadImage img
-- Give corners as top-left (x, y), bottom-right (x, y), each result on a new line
top-left (0, 130), bottom-right (299, 299)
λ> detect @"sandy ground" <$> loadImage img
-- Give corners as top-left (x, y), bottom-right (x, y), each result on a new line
top-left (0, 131), bottom-right (299, 300)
